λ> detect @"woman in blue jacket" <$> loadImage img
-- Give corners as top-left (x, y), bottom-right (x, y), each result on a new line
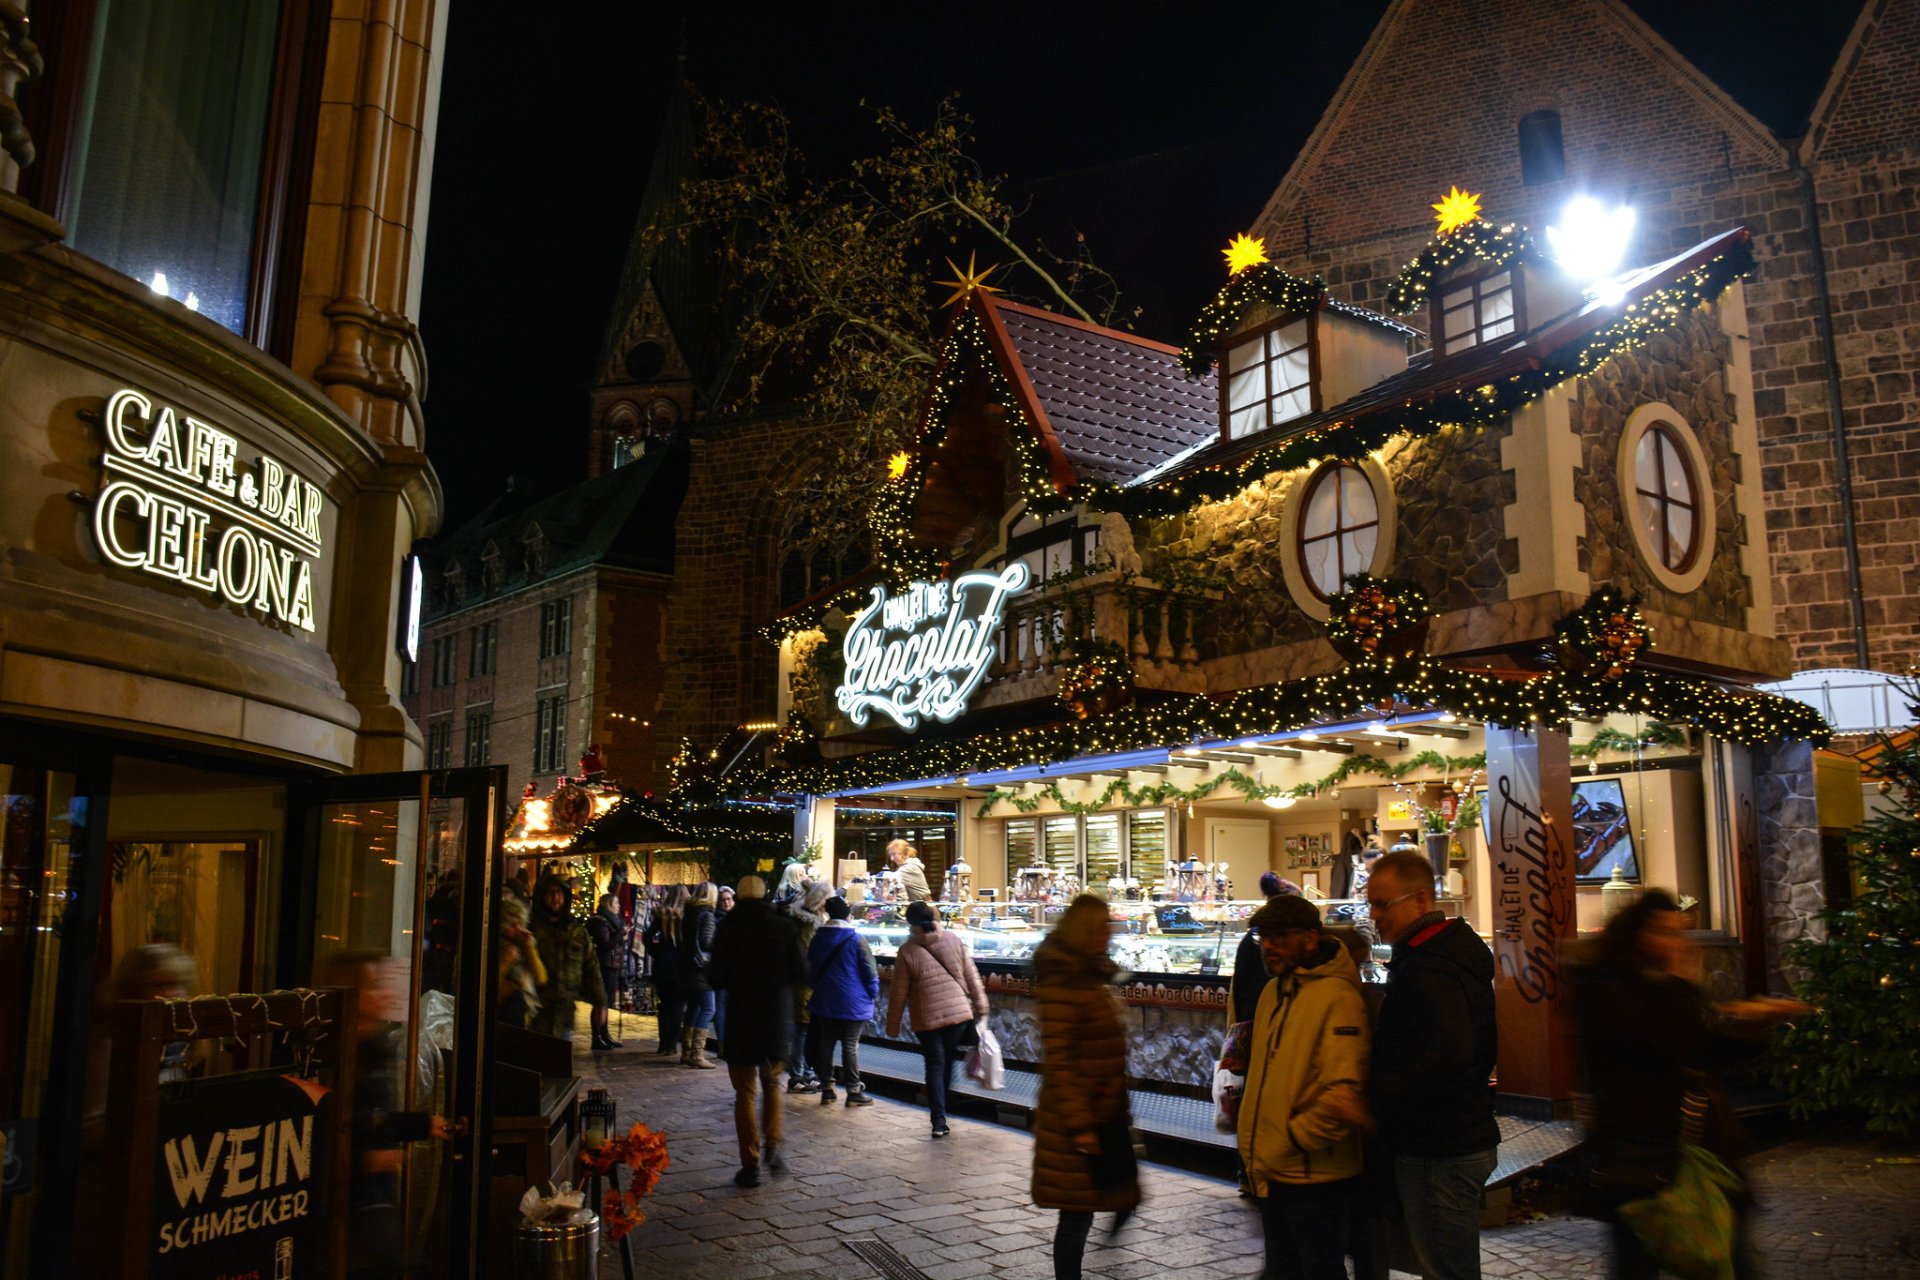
top-left (807, 895), bottom-right (879, 1106)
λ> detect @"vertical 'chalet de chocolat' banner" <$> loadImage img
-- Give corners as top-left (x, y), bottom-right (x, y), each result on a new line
top-left (1484, 724), bottom-right (1578, 1102)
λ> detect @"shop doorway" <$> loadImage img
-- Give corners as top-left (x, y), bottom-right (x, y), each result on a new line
top-left (286, 766), bottom-right (505, 1280)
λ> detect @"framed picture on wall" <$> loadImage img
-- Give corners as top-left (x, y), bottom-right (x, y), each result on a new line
top-left (1321, 833), bottom-right (1333, 855)
top-left (1285, 836), bottom-right (1299, 855)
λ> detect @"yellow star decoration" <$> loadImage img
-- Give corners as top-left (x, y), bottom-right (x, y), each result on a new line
top-left (1432, 186), bottom-right (1484, 236)
top-left (1221, 232), bottom-right (1269, 275)
top-left (886, 451), bottom-right (911, 480)
top-left (935, 252), bottom-right (1002, 308)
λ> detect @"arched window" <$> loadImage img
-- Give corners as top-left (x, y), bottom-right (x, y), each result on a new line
top-left (1297, 462), bottom-right (1380, 599)
top-left (1631, 423), bottom-right (1701, 572)
top-left (1518, 110), bottom-right (1566, 186)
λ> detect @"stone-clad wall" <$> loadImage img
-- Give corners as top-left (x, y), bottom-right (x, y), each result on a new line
top-left (1142, 474), bottom-right (1320, 652)
top-left (1571, 307), bottom-right (1753, 629)
top-left (1756, 740), bottom-right (1824, 988)
top-left (1383, 424), bottom-right (1518, 610)
top-left (1139, 420), bottom-right (1517, 654)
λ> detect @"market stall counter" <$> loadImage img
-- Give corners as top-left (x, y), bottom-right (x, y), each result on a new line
top-left (851, 900), bottom-right (1392, 1101)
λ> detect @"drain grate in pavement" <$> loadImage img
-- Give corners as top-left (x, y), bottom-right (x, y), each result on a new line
top-left (843, 1237), bottom-right (930, 1280)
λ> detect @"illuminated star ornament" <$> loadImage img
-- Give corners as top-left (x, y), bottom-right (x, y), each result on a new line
top-left (935, 253), bottom-right (1002, 308)
top-left (1431, 186), bottom-right (1484, 237)
top-left (1221, 232), bottom-right (1269, 275)
top-left (886, 451), bottom-right (911, 480)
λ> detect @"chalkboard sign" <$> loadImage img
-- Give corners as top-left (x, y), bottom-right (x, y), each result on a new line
top-left (151, 1072), bottom-right (331, 1279)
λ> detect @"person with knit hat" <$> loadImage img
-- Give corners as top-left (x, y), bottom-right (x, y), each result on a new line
top-left (526, 872), bottom-right (605, 1048)
top-left (1238, 894), bottom-right (1370, 1280)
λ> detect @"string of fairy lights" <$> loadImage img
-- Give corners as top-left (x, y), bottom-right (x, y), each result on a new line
top-left (711, 199), bottom-right (1813, 811)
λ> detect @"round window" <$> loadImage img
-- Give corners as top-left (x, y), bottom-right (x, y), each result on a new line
top-left (1298, 462), bottom-right (1380, 599)
top-left (1631, 423), bottom-right (1700, 573)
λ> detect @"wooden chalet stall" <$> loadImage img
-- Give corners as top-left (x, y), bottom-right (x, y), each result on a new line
top-left (744, 200), bottom-right (1828, 1121)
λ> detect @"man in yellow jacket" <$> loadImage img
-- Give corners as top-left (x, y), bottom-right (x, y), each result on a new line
top-left (1237, 895), bottom-right (1370, 1280)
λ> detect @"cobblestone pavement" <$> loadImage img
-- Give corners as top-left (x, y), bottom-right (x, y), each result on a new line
top-left (574, 1013), bottom-right (1920, 1279)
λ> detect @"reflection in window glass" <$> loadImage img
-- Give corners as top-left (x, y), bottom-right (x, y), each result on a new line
top-left (66, 0), bottom-right (283, 335)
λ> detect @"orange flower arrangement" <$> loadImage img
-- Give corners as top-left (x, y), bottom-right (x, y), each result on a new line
top-left (580, 1121), bottom-right (670, 1241)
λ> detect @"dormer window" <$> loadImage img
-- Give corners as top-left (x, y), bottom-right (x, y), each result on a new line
top-left (1435, 267), bottom-right (1521, 356)
top-left (1224, 316), bottom-right (1315, 438)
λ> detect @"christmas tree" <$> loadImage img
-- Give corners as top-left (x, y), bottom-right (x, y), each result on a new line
top-left (1775, 678), bottom-right (1920, 1138)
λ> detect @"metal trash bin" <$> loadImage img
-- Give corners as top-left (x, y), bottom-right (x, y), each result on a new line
top-left (513, 1214), bottom-right (599, 1279)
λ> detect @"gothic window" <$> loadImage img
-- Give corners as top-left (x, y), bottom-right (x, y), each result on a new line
top-left (522, 523), bottom-right (548, 577)
top-left (442, 561), bottom-right (466, 607)
top-left (479, 542), bottom-right (505, 592)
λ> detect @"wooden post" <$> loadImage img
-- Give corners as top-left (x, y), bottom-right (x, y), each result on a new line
top-left (1484, 724), bottom-right (1579, 1108)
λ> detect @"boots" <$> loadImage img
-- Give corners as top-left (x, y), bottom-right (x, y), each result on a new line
top-left (683, 1028), bottom-right (717, 1069)
top-left (592, 1027), bottom-right (620, 1052)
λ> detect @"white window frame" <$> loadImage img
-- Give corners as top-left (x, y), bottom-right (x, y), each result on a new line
top-left (1224, 315), bottom-right (1315, 439)
top-left (1617, 403), bottom-right (1715, 594)
top-left (1280, 457), bottom-right (1397, 621)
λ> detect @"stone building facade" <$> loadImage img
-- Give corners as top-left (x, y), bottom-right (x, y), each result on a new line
top-left (1248, 0), bottom-right (1920, 674)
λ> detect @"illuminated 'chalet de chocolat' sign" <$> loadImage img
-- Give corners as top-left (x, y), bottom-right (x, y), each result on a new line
top-left (835, 563), bottom-right (1030, 731)
top-left (90, 388), bottom-right (325, 632)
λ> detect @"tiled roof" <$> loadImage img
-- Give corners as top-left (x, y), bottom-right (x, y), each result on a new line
top-left (985, 298), bottom-right (1218, 486)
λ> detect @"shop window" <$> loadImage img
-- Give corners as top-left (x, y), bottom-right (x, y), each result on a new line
top-left (1631, 423), bottom-right (1701, 572)
top-left (1298, 462), bottom-right (1381, 599)
top-left (1518, 110), bottom-right (1566, 186)
top-left (426, 718), bottom-right (453, 769)
top-left (430, 636), bottom-right (458, 689)
top-left (33, 0), bottom-right (326, 349)
top-left (468, 621), bottom-right (497, 678)
top-left (1434, 268), bottom-right (1521, 356)
top-left (539, 598), bottom-right (572, 659)
top-left (463, 709), bottom-right (492, 766)
top-left (534, 695), bottom-right (567, 773)
top-left (1223, 316), bottom-right (1315, 439)
top-left (1617, 404), bottom-right (1715, 594)
top-left (1085, 813), bottom-right (1122, 888)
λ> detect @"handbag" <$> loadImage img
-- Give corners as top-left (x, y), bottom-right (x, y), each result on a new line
top-left (1085, 1114), bottom-right (1137, 1192)
top-left (1616, 1090), bottom-right (1744, 1280)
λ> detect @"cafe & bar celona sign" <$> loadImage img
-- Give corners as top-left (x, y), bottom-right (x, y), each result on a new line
top-left (836, 563), bottom-right (1029, 731)
top-left (90, 388), bottom-right (323, 632)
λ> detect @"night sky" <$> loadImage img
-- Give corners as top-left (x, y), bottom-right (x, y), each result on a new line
top-left (417, 2), bottom-right (1859, 532)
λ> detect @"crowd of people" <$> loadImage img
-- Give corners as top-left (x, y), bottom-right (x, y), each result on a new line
top-left (484, 837), bottom-right (1806, 1280)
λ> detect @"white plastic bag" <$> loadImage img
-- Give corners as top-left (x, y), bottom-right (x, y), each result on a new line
top-left (1212, 1067), bottom-right (1245, 1133)
top-left (517, 1180), bottom-right (595, 1225)
top-left (964, 1018), bottom-right (1005, 1091)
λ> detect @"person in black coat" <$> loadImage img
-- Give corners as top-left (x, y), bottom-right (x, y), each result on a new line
top-left (641, 885), bottom-right (686, 1054)
top-left (1347, 850), bottom-right (1498, 1280)
top-left (706, 874), bottom-right (808, 1187)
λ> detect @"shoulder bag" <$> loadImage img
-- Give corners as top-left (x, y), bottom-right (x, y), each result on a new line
top-left (1616, 1089), bottom-right (1744, 1280)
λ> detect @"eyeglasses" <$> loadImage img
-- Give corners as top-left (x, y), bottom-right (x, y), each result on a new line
top-left (1366, 890), bottom-right (1419, 913)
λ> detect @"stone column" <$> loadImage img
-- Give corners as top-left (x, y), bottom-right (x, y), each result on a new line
top-left (1755, 740), bottom-right (1822, 989)
top-left (1484, 723), bottom-right (1578, 1107)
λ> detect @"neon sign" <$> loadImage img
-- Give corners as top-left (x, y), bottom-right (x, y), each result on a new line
top-left (89, 388), bottom-right (324, 632)
top-left (836, 563), bottom-right (1030, 731)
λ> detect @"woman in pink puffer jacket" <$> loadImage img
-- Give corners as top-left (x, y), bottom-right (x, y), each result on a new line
top-left (885, 901), bottom-right (988, 1137)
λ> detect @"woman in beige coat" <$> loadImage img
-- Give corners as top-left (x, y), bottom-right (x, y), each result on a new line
top-left (885, 900), bottom-right (988, 1137)
top-left (1031, 895), bottom-right (1140, 1280)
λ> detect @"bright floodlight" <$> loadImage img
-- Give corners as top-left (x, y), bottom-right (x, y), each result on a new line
top-left (1546, 197), bottom-right (1635, 286)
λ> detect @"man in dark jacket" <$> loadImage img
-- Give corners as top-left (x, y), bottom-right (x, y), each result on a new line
top-left (1357, 850), bottom-right (1498, 1280)
top-left (526, 873), bottom-right (605, 1048)
top-left (707, 874), bottom-right (808, 1187)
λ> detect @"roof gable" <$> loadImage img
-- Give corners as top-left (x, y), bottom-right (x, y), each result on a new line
top-left (1802, 0), bottom-right (1920, 161)
top-left (1252, 0), bottom-right (1786, 256)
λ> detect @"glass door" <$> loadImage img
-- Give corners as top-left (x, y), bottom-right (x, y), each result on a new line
top-left (285, 766), bottom-right (505, 1280)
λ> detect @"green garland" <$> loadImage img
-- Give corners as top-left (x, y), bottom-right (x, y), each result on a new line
top-left (1384, 219), bottom-right (1535, 315)
top-left (678, 647), bottom-right (1826, 807)
top-left (1179, 263), bottom-right (1327, 376)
